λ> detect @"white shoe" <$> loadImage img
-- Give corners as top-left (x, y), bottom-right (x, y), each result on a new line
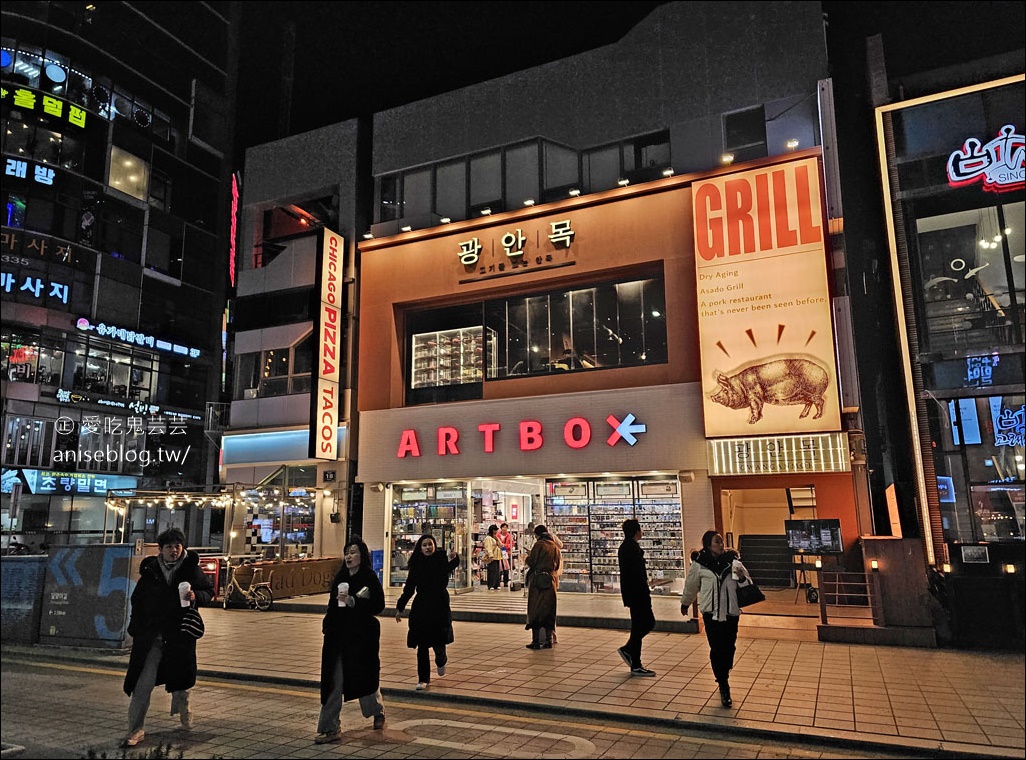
top-left (120, 729), bottom-right (145, 748)
top-left (180, 709), bottom-right (193, 730)
top-left (437, 664), bottom-right (446, 677)
top-left (415, 682), bottom-right (428, 690)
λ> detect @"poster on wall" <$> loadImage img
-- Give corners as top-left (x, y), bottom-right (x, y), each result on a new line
top-left (692, 155), bottom-right (841, 438)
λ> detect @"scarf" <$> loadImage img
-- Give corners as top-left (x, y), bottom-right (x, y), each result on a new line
top-left (158, 554), bottom-right (184, 585)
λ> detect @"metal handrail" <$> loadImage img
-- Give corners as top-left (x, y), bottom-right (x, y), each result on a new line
top-left (818, 570), bottom-right (881, 625)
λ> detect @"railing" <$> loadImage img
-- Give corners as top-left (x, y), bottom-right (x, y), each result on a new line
top-left (818, 570), bottom-right (881, 625)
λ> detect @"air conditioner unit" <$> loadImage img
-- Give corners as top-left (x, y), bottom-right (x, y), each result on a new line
top-left (243, 388), bottom-right (258, 399)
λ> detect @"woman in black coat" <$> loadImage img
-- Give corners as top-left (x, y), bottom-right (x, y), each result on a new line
top-left (395, 534), bottom-right (459, 690)
top-left (316, 536), bottom-right (387, 744)
top-left (121, 527), bottom-right (213, 748)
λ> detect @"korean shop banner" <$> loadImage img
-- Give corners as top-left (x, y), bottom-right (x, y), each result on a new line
top-left (692, 156), bottom-right (841, 438)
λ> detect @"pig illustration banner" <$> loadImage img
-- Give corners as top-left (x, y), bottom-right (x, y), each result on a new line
top-left (692, 155), bottom-right (841, 438)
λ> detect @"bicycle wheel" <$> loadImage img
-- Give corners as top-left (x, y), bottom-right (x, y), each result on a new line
top-left (252, 586), bottom-right (273, 611)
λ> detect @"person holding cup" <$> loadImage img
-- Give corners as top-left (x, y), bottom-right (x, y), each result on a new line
top-left (395, 534), bottom-right (460, 690)
top-left (316, 536), bottom-right (387, 743)
top-left (121, 527), bottom-right (213, 748)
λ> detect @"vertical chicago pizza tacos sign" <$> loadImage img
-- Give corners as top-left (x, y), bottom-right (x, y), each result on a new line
top-left (692, 156), bottom-right (841, 438)
top-left (311, 229), bottom-right (344, 460)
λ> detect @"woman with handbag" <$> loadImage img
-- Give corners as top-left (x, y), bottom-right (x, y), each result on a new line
top-left (482, 524), bottom-right (503, 591)
top-left (316, 536), bottom-right (387, 743)
top-left (679, 530), bottom-right (751, 708)
top-left (121, 528), bottom-right (213, 748)
top-left (394, 534), bottom-right (460, 690)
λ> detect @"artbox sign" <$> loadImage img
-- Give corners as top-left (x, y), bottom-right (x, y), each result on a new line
top-left (692, 155), bottom-right (841, 438)
top-left (946, 124), bottom-right (1024, 193)
top-left (311, 229), bottom-right (344, 460)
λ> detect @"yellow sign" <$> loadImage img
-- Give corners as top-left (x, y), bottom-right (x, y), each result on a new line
top-left (693, 156), bottom-right (841, 438)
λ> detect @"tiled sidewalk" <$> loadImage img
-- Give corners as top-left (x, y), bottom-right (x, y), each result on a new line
top-left (12, 601), bottom-right (1022, 758)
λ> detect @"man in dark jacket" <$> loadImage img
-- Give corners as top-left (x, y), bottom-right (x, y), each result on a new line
top-left (616, 518), bottom-right (656, 676)
top-left (121, 527), bottom-right (213, 747)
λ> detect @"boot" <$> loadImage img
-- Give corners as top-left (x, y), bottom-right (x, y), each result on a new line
top-left (719, 681), bottom-right (732, 708)
top-left (526, 629), bottom-right (542, 649)
top-left (539, 627), bottom-right (551, 649)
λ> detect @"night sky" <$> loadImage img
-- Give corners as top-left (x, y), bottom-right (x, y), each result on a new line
top-left (234, 1), bottom-right (1024, 163)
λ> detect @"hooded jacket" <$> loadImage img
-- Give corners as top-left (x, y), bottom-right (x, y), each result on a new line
top-left (680, 548), bottom-right (750, 622)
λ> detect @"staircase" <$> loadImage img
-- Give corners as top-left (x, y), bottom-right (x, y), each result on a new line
top-left (737, 534), bottom-right (793, 588)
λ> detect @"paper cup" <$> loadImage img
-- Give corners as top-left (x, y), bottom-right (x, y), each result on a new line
top-left (337, 582), bottom-right (349, 605)
top-left (178, 581), bottom-right (191, 607)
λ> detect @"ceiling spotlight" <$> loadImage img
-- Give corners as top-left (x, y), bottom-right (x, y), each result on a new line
top-left (720, 153), bottom-right (735, 165)
top-left (523, 199), bottom-right (535, 207)
top-left (568, 188), bottom-right (581, 197)
top-left (662, 167), bottom-right (674, 177)
top-left (400, 225), bottom-right (412, 232)
top-left (786, 138), bottom-right (800, 151)
top-left (617, 178), bottom-right (630, 187)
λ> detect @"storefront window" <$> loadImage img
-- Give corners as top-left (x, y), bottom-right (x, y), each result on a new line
top-left (390, 482), bottom-right (470, 590)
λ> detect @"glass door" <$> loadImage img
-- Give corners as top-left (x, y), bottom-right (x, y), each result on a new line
top-left (389, 482), bottom-right (470, 590)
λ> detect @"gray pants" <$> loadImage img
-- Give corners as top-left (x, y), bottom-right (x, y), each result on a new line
top-left (128, 637), bottom-right (189, 733)
top-left (316, 653), bottom-right (384, 733)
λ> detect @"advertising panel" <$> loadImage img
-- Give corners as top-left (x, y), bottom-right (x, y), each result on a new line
top-left (692, 156), bottom-right (841, 437)
top-left (311, 229), bottom-right (344, 460)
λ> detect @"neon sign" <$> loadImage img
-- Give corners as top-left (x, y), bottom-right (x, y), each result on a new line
top-left (228, 173), bottom-right (239, 288)
top-left (75, 317), bottom-right (201, 358)
top-left (947, 125), bottom-right (1025, 193)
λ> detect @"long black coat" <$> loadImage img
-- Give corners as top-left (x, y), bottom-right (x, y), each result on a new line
top-left (618, 538), bottom-right (651, 608)
top-left (123, 550), bottom-right (213, 695)
top-left (396, 551), bottom-right (459, 649)
top-left (319, 563), bottom-right (385, 704)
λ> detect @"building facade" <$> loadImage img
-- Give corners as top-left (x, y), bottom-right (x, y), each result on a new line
top-left (1, 1), bottom-right (240, 551)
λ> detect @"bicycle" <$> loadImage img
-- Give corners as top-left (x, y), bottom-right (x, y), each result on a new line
top-left (221, 560), bottom-right (274, 611)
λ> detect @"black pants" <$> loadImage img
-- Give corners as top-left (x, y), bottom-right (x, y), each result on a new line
top-left (486, 561), bottom-right (500, 589)
top-left (416, 643), bottom-right (447, 683)
top-left (500, 562), bottom-right (510, 587)
top-left (624, 604), bottom-right (655, 668)
top-left (702, 612), bottom-right (740, 684)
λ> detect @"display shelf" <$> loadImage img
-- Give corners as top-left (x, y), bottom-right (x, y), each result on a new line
top-left (411, 327), bottom-right (495, 389)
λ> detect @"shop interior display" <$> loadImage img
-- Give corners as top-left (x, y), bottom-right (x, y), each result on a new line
top-left (389, 484), bottom-right (468, 589)
top-left (411, 327), bottom-right (495, 388)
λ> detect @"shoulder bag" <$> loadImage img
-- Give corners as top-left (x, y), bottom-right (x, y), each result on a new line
top-left (735, 579), bottom-right (765, 608)
top-left (180, 605), bottom-right (205, 639)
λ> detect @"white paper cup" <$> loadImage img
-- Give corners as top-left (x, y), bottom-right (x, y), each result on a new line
top-left (178, 581), bottom-right (191, 607)
top-left (337, 582), bottom-right (349, 605)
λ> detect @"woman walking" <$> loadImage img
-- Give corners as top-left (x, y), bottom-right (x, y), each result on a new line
top-left (395, 534), bottom-right (460, 690)
top-left (316, 536), bottom-right (387, 743)
top-left (679, 530), bottom-right (751, 708)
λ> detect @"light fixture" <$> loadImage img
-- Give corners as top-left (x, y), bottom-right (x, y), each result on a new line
top-left (814, 559), bottom-right (822, 569)
top-left (523, 199), bottom-right (535, 207)
top-left (1005, 564), bottom-right (1017, 574)
top-left (568, 188), bottom-right (581, 197)
top-left (362, 232), bottom-right (373, 239)
top-left (617, 178), bottom-right (629, 187)
top-left (400, 224), bottom-right (412, 232)
top-left (44, 63), bottom-right (67, 83)
top-left (942, 563), bottom-right (951, 573)
top-left (720, 153), bottom-right (735, 165)
top-left (439, 217), bottom-right (452, 224)
top-left (786, 138), bottom-right (800, 151)
top-left (322, 489), bottom-right (332, 497)
top-left (480, 207), bottom-right (491, 216)
top-left (662, 167), bottom-right (674, 177)
top-left (870, 559), bottom-right (879, 571)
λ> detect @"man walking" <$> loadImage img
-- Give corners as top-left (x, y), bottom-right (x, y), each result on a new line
top-left (616, 518), bottom-right (656, 676)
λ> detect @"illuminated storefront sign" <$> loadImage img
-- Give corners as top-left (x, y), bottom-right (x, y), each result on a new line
top-left (2, 227), bottom-right (88, 268)
top-left (75, 318), bottom-right (201, 358)
top-left (312, 229), bottom-right (344, 460)
top-left (4, 158), bottom-right (56, 186)
top-left (692, 156), bottom-right (841, 438)
top-left (0, 85), bottom-right (88, 128)
top-left (0, 270), bottom-right (70, 304)
top-left (53, 388), bottom-right (202, 421)
top-left (946, 124), bottom-right (1025, 193)
top-left (395, 412), bottom-right (647, 458)
top-left (228, 173), bottom-right (239, 288)
top-left (1, 467), bottom-right (137, 496)
top-left (458, 219), bottom-right (576, 282)
top-left (707, 432), bottom-right (851, 475)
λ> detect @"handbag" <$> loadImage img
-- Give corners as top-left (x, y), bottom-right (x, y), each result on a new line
top-left (735, 580), bottom-right (765, 608)
top-left (180, 605), bottom-right (205, 639)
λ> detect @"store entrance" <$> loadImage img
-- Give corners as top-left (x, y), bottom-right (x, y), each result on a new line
top-left (470, 478), bottom-right (543, 591)
top-left (718, 486), bottom-right (822, 615)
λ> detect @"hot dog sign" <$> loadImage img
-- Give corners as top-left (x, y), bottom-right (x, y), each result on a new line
top-left (692, 155), bottom-right (841, 438)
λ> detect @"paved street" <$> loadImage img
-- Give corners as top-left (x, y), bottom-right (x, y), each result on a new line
top-left (1, 598), bottom-right (1022, 759)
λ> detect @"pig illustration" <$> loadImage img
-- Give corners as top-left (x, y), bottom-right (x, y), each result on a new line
top-left (709, 358), bottom-right (829, 424)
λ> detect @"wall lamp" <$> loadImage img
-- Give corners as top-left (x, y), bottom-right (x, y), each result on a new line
top-left (400, 224), bottom-right (412, 232)
top-left (523, 199), bottom-right (535, 207)
top-left (568, 188), bottom-right (581, 197)
top-left (662, 167), bottom-right (674, 177)
top-left (1005, 564), bottom-right (1017, 574)
top-left (720, 153), bottom-right (735, 165)
top-left (815, 559), bottom-right (822, 569)
top-left (617, 177), bottom-right (630, 187)
top-left (786, 138), bottom-right (800, 151)
top-left (439, 217), bottom-right (452, 224)
top-left (362, 232), bottom-right (373, 239)
top-left (870, 559), bottom-right (879, 571)
top-left (942, 563), bottom-right (952, 573)
top-left (480, 207), bottom-right (492, 216)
